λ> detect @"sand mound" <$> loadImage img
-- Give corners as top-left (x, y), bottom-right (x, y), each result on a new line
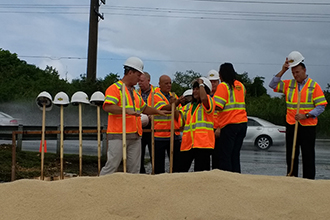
top-left (1, 170), bottom-right (329, 220)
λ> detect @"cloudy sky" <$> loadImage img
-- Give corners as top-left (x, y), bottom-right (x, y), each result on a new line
top-left (1, 0), bottom-right (330, 96)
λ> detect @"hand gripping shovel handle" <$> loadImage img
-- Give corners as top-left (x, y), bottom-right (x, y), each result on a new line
top-left (287, 91), bottom-right (301, 176)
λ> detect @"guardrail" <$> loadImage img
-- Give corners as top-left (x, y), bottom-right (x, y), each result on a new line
top-left (0, 125), bottom-right (107, 154)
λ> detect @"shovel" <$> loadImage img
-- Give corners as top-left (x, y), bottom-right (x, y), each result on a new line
top-left (122, 83), bottom-right (127, 173)
top-left (287, 91), bottom-right (301, 177)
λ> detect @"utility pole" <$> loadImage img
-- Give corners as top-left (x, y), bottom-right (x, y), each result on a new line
top-left (86, 0), bottom-right (105, 81)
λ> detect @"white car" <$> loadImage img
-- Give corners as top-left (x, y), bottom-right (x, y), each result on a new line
top-left (0, 111), bottom-right (18, 126)
top-left (244, 116), bottom-right (286, 150)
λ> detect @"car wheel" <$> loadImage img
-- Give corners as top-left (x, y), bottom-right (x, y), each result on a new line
top-left (255, 135), bottom-right (272, 150)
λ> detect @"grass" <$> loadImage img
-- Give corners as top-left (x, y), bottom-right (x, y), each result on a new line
top-left (0, 144), bottom-right (107, 182)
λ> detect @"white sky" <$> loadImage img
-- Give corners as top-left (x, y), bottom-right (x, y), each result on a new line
top-left (1, 0), bottom-right (330, 96)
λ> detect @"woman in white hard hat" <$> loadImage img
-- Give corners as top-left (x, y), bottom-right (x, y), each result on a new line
top-left (179, 77), bottom-right (215, 172)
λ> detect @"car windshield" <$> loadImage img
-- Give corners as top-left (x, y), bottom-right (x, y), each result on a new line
top-left (0, 112), bottom-right (13, 119)
top-left (254, 118), bottom-right (275, 126)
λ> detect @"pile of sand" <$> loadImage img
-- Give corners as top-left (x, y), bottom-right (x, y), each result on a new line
top-left (1, 170), bottom-right (329, 220)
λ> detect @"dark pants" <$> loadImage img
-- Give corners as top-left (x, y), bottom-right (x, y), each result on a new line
top-left (217, 123), bottom-right (247, 173)
top-left (181, 148), bottom-right (212, 172)
top-left (140, 123), bottom-right (152, 173)
top-left (154, 139), bottom-right (181, 174)
top-left (286, 123), bottom-right (316, 179)
top-left (212, 131), bottom-right (221, 169)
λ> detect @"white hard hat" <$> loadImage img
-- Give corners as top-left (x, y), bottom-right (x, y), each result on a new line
top-left (141, 114), bottom-right (149, 127)
top-left (36, 91), bottom-right (53, 111)
top-left (288, 51), bottom-right (304, 68)
top-left (90, 91), bottom-right (105, 106)
top-left (124, 57), bottom-right (144, 74)
top-left (71, 91), bottom-right (90, 105)
top-left (53, 91), bottom-right (70, 107)
top-left (207, 69), bottom-right (219, 81)
top-left (183, 89), bottom-right (193, 97)
top-left (199, 77), bottom-right (212, 91)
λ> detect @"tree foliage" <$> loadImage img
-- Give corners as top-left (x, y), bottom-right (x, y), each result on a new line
top-left (172, 70), bottom-right (201, 96)
top-left (0, 48), bottom-right (119, 102)
top-left (1, 49), bottom-right (330, 137)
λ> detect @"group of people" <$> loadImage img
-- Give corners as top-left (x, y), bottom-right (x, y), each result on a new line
top-left (100, 51), bottom-right (327, 180)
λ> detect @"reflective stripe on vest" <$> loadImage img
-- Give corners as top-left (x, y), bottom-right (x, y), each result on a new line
top-left (138, 85), bottom-right (158, 106)
top-left (285, 78), bottom-right (319, 126)
top-left (181, 97), bottom-right (215, 151)
top-left (105, 81), bottom-right (144, 135)
top-left (154, 91), bottom-right (181, 137)
top-left (213, 81), bottom-right (247, 128)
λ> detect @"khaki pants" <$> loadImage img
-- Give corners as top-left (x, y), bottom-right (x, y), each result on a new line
top-left (100, 138), bottom-right (141, 175)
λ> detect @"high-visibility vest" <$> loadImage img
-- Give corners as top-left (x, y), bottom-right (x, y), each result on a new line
top-left (210, 94), bottom-right (220, 129)
top-left (138, 85), bottom-right (160, 106)
top-left (154, 91), bottom-right (181, 138)
top-left (274, 78), bottom-right (327, 126)
top-left (103, 80), bottom-right (146, 135)
top-left (180, 96), bottom-right (215, 151)
top-left (213, 111), bottom-right (220, 129)
top-left (213, 80), bottom-right (247, 128)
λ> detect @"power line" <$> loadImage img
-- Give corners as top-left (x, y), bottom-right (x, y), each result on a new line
top-left (193, 0), bottom-right (330, 6)
top-left (18, 55), bottom-right (330, 67)
top-left (1, 4), bottom-right (330, 23)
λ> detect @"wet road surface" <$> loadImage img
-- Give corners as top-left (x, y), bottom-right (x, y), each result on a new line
top-left (1, 140), bottom-right (329, 179)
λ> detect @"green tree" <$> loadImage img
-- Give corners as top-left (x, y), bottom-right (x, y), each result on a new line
top-left (172, 70), bottom-right (201, 96)
top-left (249, 76), bottom-right (267, 97)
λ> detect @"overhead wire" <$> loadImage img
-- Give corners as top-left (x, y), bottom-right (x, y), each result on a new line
top-left (18, 55), bottom-right (330, 67)
top-left (0, 3), bottom-right (330, 23)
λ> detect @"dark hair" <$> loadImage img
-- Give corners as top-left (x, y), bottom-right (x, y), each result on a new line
top-left (124, 66), bottom-right (138, 75)
top-left (191, 81), bottom-right (211, 103)
top-left (219, 63), bottom-right (237, 89)
top-left (296, 62), bottom-right (306, 69)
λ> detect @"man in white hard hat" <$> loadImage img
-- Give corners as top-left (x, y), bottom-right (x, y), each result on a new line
top-left (137, 72), bottom-right (159, 173)
top-left (269, 51), bottom-right (327, 179)
top-left (100, 57), bottom-right (167, 175)
top-left (207, 69), bottom-right (220, 97)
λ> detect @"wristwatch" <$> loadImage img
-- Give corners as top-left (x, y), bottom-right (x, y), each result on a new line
top-left (305, 113), bottom-right (310, 119)
top-left (199, 84), bottom-right (205, 87)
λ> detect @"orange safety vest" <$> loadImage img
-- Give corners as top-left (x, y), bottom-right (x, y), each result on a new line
top-left (213, 111), bottom-right (220, 129)
top-left (213, 80), bottom-right (247, 128)
top-left (210, 95), bottom-right (220, 129)
top-left (103, 80), bottom-right (146, 135)
top-left (154, 91), bottom-right (181, 138)
top-left (138, 85), bottom-right (160, 106)
top-left (180, 96), bottom-right (215, 151)
top-left (274, 78), bottom-right (327, 126)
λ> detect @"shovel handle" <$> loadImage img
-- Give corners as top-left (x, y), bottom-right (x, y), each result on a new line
top-left (287, 91), bottom-right (301, 176)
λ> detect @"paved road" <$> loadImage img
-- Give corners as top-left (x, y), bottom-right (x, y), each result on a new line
top-left (240, 141), bottom-right (330, 180)
top-left (1, 140), bottom-right (329, 179)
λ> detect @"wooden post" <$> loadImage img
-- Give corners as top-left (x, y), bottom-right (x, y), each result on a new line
top-left (60, 105), bottom-right (64, 180)
top-left (79, 103), bottom-right (83, 176)
top-left (11, 132), bottom-right (17, 181)
top-left (97, 105), bottom-right (101, 175)
top-left (41, 104), bottom-right (46, 180)
top-left (122, 83), bottom-right (127, 173)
